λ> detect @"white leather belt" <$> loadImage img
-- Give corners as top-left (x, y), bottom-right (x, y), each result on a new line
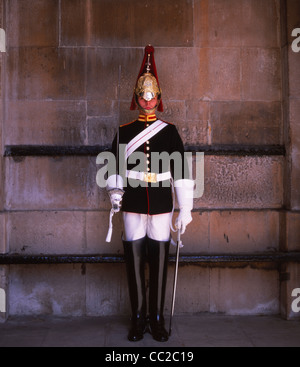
top-left (126, 170), bottom-right (172, 183)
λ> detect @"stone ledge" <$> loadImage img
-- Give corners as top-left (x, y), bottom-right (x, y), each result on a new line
top-left (1, 252), bottom-right (299, 266)
top-left (4, 144), bottom-right (286, 157)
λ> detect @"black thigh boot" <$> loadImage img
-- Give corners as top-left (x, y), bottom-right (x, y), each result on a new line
top-left (123, 237), bottom-right (147, 342)
top-left (147, 237), bottom-right (170, 342)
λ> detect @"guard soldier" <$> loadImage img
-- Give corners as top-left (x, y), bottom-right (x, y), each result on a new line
top-left (106, 45), bottom-right (194, 342)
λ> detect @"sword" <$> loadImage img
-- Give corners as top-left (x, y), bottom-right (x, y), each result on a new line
top-left (169, 229), bottom-right (182, 336)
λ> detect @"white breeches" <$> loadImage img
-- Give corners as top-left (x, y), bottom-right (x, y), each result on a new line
top-left (123, 212), bottom-right (172, 242)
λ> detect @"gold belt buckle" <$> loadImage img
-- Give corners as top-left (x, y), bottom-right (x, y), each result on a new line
top-left (144, 172), bottom-right (157, 183)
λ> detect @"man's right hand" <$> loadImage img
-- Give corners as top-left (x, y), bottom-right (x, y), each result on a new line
top-left (108, 189), bottom-right (124, 213)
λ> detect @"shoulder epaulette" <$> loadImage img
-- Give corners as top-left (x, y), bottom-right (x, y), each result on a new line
top-left (120, 119), bottom-right (137, 128)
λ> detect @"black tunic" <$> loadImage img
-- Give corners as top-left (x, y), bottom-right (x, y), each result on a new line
top-left (111, 118), bottom-right (189, 215)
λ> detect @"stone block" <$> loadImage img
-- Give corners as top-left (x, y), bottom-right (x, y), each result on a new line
top-left (0, 0), bottom-right (3, 28)
top-left (61, 0), bottom-right (193, 47)
top-left (87, 99), bottom-right (136, 146)
top-left (195, 155), bottom-right (284, 209)
top-left (170, 211), bottom-right (210, 254)
top-left (7, 47), bottom-right (86, 101)
top-left (7, 211), bottom-right (86, 254)
top-left (174, 210), bottom-right (281, 254)
top-left (210, 267), bottom-right (279, 315)
top-left (290, 152), bottom-right (300, 210)
top-left (286, 211), bottom-right (300, 251)
top-left (281, 46), bottom-right (289, 100)
top-left (288, 49), bottom-right (300, 98)
top-left (87, 48), bottom-right (122, 102)
top-left (160, 101), bottom-right (186, 126)
top-left (165, 265), bottom-right (210, 314)
top-left (179, 120), bottom-right (210, 147)
top-left (87, 99), bottom-right (116, 118)
top-left (5, 156), bottom-right (107, 211)
top-left (194, 0), bottom-right (280, 48)
top-left (210, 101), bottom-right (282, 145)
top-left (60, 0), bottom-right (86, 46)
top-left (0, 212), bottom-right (6, 254)
top-left (241, 48), bottom-right (281, 101)
top-left (198, 48), bottom-right (241, 101)
top-left (9, 264), bottom-right (86, 316)
top-left (86, 264), bottom-right (130, 316)
top-left (87, 116), bottom-right (118, 147)
top-left (7, 0), bottom-right (59, 47)
top-left (289, 99), bottom-right (300, 151)
top-left (86, 211), bottom-right (124, 254)
top-left (5, 100), bottom-right (87, 146)
top-left (209, 210), bottom-right (280, 253)
top-left (157, 47), bottom-right (202, 101)
top-left (180, 101), bottom-right (210, 146)
top-left (8, 263), bottom-right (129, 316)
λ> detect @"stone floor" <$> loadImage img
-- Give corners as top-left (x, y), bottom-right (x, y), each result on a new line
top-left (0, 314), bottom-right (299, 347)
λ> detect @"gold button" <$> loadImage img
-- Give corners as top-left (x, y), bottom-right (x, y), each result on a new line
top-left (147, 167), bottom-right (150, 172)
top-left (146, 141), bottom-right (149, 144)
top-left (147, 154), bottom-right (150, 158)
top-left (146, 147), bottom-right (150, 151)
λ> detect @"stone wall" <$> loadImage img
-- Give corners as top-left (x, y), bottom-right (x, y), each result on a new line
top-left (0, 0), bottom-right (299, 319)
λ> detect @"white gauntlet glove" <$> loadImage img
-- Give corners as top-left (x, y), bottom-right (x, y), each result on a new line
top-left (175, 179), bottom-right (194, 235)
top-left (108, 189), bottom-right (124, 213)
top-left (106, 175), bottom-right (124, 213)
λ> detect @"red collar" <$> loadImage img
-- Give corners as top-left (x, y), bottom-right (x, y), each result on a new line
top-left (138, 114), bottom-right (157, 122)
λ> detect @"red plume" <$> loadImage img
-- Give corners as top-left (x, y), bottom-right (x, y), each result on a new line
top-left (130, 45), bottom-right (163, 112)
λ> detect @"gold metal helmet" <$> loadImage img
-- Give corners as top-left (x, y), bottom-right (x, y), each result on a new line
top-left (135, 73), bottom-right (161, 102)
top-left (130, 45), bottom-right (164, 113)
top-left (134, 54), bottom-right (162, 113)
